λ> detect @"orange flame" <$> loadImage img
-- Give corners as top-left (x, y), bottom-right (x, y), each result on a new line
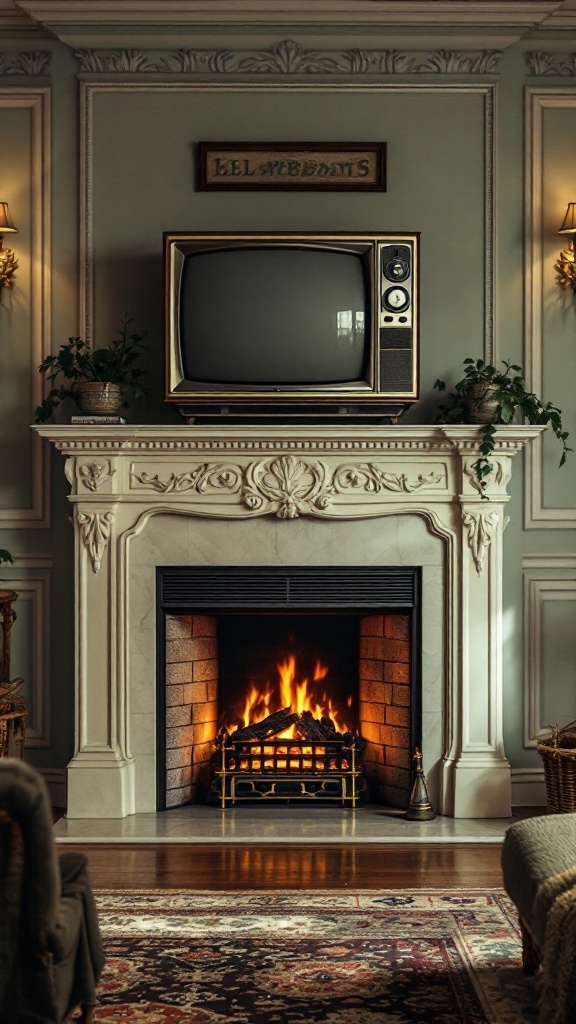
top-left (232, 654), bottom-right (352, 737)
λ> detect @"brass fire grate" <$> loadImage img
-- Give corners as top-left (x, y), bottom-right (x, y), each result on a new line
top-left (211, 739), bottom-right (366, 808)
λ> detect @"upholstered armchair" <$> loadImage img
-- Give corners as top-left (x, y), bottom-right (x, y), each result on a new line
top-left (0, 758), bottom-right (104, 1023)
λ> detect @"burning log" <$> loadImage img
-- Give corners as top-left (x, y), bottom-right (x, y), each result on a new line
top-left (298, 710), bottom-right (328, 741)
top-left (231, 707), bottom-right (299, 743)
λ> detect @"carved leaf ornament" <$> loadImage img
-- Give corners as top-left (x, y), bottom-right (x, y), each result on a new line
top-left (73, 41), bottom-right (503, 77)
top-left (335, 465), bottom-right (443, 494)
top-left (463, 510), bottom-right (499, 575)
top-left (77, 509), bottom-right (115, 574)
top-left (131, 465), bottom-right (241, 494)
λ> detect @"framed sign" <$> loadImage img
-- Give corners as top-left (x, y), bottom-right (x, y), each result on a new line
top-left (198, 142), bottom-right (387, 191)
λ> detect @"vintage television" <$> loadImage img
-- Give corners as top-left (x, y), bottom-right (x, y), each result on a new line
top-left (164, 231), bottom-right (419, 421)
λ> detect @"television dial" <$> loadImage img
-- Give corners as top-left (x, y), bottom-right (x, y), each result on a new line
top-left (383, 286), bottom-right (410, 312)
top-left (383, 257), bottom-right (409, 282)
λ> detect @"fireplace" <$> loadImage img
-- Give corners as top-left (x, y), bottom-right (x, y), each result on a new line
top-left (157, 566), bottom-right (420, 810)
top-left (37, 423), bottom-right (542, 819)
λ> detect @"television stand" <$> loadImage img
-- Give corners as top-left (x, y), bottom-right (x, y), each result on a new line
top-left (178, 402), bottom-right (410, 425)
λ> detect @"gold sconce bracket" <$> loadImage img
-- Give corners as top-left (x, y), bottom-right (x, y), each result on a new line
top-left (556, 202), bottom-right (576, 296)
top-left (0, 201), bottom-right (18, 292)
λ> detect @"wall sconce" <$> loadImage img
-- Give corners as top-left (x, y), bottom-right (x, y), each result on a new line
top-left (0, 201), bottom-right (18, 291)
top-left (555, 202), bottom-right (576, 295)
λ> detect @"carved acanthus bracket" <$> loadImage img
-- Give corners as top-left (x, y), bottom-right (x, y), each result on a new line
top-left (77, 509), bottom-right (115, 574)
top-left (79, 461), bottom-right (116, 492)
top-left (242, 455), bottom-right (332, 518)
top-left (462, 509), bottom-right (500, 575)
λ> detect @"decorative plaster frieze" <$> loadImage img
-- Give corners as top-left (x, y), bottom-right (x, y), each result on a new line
top-left (79, 461), bottom-right (116, 491)
top-left (77, 508), bottom-right (115, 574)
top-left (130, 458), bottom-right (446, 514)
top-left (462, 509), bottom-right (500, 574)
top-left (0, 51), bottom-right (51, 76)
top-left (74, 42), bottom-right (502, 77)
top-left (131, 465), bottom-right (241, 494)
top-left (334, 465), bottom-right (445, 494)
top-left (525, 51), bottom-right (576, 76)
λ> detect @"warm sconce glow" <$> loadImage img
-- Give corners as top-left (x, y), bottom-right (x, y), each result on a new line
top-left (555, 202), bottom-right (576, 296)
top-left (0, 202), bottom-right (18, 291)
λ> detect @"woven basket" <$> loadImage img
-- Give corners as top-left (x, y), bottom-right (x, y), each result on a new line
top-left (537, 720), bottom-right (576, 813)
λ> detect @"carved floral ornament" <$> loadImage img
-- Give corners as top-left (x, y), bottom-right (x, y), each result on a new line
top-left (130, 456), bottom-right (446, 518)
top-left (78, 461), bottom-right (116, 492)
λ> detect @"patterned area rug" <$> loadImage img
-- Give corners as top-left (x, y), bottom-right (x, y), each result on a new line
top-left (90, 889), bottom-right (538, 1023)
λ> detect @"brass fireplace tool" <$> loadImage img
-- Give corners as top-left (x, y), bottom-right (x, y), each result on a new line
top-left (405, 747), bottom-right (436, 821)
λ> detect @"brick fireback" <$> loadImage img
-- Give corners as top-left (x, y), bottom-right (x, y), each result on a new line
top-left (163, 611), bottom-right (412, 809)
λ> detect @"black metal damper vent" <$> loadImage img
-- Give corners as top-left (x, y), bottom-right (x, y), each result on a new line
top-left (158, 566), bottom-right (418, 610)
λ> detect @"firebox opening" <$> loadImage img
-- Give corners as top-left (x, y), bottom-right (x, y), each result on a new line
top-left (157, 565), bottom-right (421, 812)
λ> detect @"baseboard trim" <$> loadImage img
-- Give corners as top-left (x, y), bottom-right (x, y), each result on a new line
top-left (40, 767), bottom-right (67, 808)
top-left (511, 768), bottom-right (545, 807)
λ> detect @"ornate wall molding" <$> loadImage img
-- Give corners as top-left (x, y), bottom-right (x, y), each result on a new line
top-left (524, 574), bottom-right (576, 747)
top-left (74, 42), bottom-right (503, 77)
top-left (0, 51), bottom-right (51, 76)
top-left (524, 88), bottom-right (576, 529)
top-left (0, 563), bottom-right (51, 747)
top-left (0, 87), bottom-right (51, 528)
top-left (525, 51), bottom-right (576, 76)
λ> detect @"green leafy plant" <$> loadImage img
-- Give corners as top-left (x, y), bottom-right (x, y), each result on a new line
top-left (434, 358), bottom-right (572, 496)
top-left (34, 314), bottom-right (149, 423)
top-left (0, 550), bottom-right (13, 566)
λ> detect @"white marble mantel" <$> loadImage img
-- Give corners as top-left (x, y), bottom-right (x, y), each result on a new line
top-left (37, 423), bottom-right (542, 819)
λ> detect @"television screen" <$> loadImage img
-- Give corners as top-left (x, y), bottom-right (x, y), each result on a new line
top-left (179, 247), bottom-right (367, 385)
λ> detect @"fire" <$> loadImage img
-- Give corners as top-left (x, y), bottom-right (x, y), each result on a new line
top-left (233, 653), bottom-right (352, 736)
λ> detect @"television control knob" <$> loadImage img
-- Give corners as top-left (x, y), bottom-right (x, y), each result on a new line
top-left (382, 286), bottom-right (410, 312)
top-left (383, 257), bottom-right (409, 282)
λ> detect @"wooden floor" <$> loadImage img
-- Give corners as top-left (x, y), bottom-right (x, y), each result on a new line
top-left (63, 842), bottom-right (505, 890)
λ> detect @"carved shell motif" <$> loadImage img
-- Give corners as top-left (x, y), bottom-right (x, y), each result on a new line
top-left (242, 455), bottom-right (333, 518)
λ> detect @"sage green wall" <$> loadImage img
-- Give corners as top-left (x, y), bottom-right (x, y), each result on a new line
top-left (1, 40), bottom-right (575, 791)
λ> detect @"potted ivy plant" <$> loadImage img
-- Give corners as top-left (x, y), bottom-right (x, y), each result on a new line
top-left (34, 314), bottom-right (148, 422)
top-left (433, 358), bottom-right (572, 495)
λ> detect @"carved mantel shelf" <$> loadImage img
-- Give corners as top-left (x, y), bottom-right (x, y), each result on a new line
top-left (36, 423), bottom-right (542, 820)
